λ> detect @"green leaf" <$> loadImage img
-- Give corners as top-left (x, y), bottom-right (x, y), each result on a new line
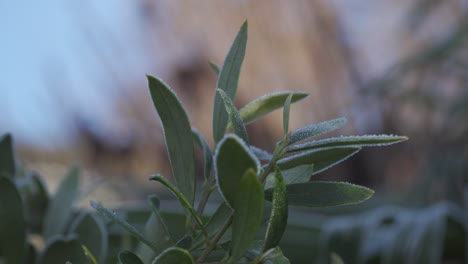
top-left (209, 61), bottom-right (220, 75)
top-left (152, 247), bottom-right (194, 264)
top-left (192, 128), bottom-right (213, 182)
top-left (283, 93), bottom-right (294, 135)
top-left (330, 253), bottom-right (345, 264)
top-left (149, 175), bottom-right (208, 238)
top-left (27, 172), bottom-right (49, 232)
top-left (0, 176), bottom-right (25, 264)
top-left (175, 235), bottom-right (192, 249)
top-left (287, 134), bottom-right (409, 153)
top-left (214, 134), bottom-right (259, 208)
top-left (90, 200), bottom-right (159, 252)
top-left (244, 241), bottom-right (290, 263)
top-left (264, 164), bottom-right (314, 190)
top-left (250, 146), bottom-right (273, 161)
top-left (147, 75), bottom-right (196, 205)
top-left (37, 237), bottom-right (88, 264)
top-left (264, 168), bottom-right (288, 251)
top-left (237, 91), bottom-right (308, 125)
top-left (277, 146), bottom-right (360, 174)
top-left (231, 169), bottom-right (264, 261)
top-left (217, 88), bottom-right (248, 143)
top-left (135, 195), bottom-right (174, 262)
top-left (212, 20), bottom-right (248, 143)
top-left (288, 117), bottom-right (347, 145)
top-left (0, 134), bottom-right (16, 178)
top-left (43, 167), bottom-right (80, 239)
top-left (69, 211), bottom-right (108, 263)
top-left (265, 181), bottom-right (374, 207)
top-left (119, 251), bottom-right (144, 264)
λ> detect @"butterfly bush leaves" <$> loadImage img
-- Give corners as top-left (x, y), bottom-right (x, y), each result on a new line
top-left (234, 91), bottom-right (308, 126)
top-left (192, 128), bottom-right (213, 182)
top-left (0, 134), bottom-right (16, 178)
top-left (265, 165), bottom-right (314, 190)
top-left (0, 176), bottom-right (25, 264)
top-left (283, 93), bottom-right (294, 135)
top-left (287, 135), bottom-right (409, 153)
top-left (277, 146), bottom-right (361, 174)
top-left (217, 88), bottom-right (248, 143)
top-left (215, 134), bottom-right (259, 208)
top-left (147, 75), bottom-right (196, 205)
top-left (288, 117), bottom-right (347, 145)
top-left (43, 167), bottom-right (80, 239)
top-left (265, 181), bottom-right (374, 207)
top-left (213, 21), bottom-right (248, 143)
top-left (264, 168), bottom-right (288, 251)
top-left (152, 247), bottom-right (194, 264)
top-left (231, 169), bottom-right (264, 261)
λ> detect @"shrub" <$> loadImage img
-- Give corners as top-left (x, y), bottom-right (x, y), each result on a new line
top-left (0, 21), bottom-right (411, 263)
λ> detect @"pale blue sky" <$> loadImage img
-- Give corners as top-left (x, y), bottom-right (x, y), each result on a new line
top-left (0, 0), bottom-right (152, 148)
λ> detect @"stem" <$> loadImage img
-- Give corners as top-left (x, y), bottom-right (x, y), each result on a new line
top-left (259, 135), bottom-right (289, 183)
top-left (196, 215), bottom-right (233, 263)
top-left (149, 175), bottom-right (209, 239)
top-left (197, 178), bottom-right (216, 216)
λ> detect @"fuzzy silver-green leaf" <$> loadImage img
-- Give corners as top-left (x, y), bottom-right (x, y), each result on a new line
top-left (147, 75), bottom-right (196, 205)
top-left (213, 21), bottom-right (248, 143)
top-left (265, 181), bottom-right (374, 207)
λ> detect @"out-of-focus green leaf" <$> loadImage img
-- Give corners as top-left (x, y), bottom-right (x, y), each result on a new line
top-left (250, 146), bottom-right (273, 161)
top-left (119, 251), bottom-right (144, 264)
top-left (209, 61), bottom-right (220, 75)
top-left (231, 169), bottom-right (264, 261)
top-left (0, 176), bottom-right (25, 264)
top-left (90, 201), bottom-right (159, 252)
top-left (265, 181), bottom-right (374, 207)
top-left (330, 253), bottom-right (344, 264)
top-left (24, 241), bottom-right (37, 264)
top-left (69, 211), bottom-right (108, 263)
top-left (264, 164), bottom-right (314, 190)
top-left (287, 135), bottom-right (408, 153)
top-left (212, 21), bottom-right (248, 143)
top-left (277, 147), bottom-right (360, 174)
top-left (147, 75), bottom-right (196, 205)
top-left (215, 134), bottom-right (259, 208)
top-left (43, 167), bottom-right (80, 239)
top-left (135, 195), bottom-right (174, 263)
top-left (217, 89), bottom-right (248, 143)
top-left (288, 117), bottom-right (347, 145)
top-left (264, 168), bottom-right (288, 251)
top-left (283, 93), bottom-right (294, 135)
top-left (192, 128), bottom-right (213, 182)
top-left (237, 91), bottom-right (308, 125)
top-left (152, 247), bottom-right (194, 264)
top-left (28, 172), bottom-right (49, 232)
top-left (0, 134), bottom-right (15, 178)
top-left (37, 237), bottom-right (88, 264)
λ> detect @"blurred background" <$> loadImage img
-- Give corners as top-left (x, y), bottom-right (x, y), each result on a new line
top-left (0, 0), bottom-right (468, 204)
top-left (1, 0), bottom-right (467, 212)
